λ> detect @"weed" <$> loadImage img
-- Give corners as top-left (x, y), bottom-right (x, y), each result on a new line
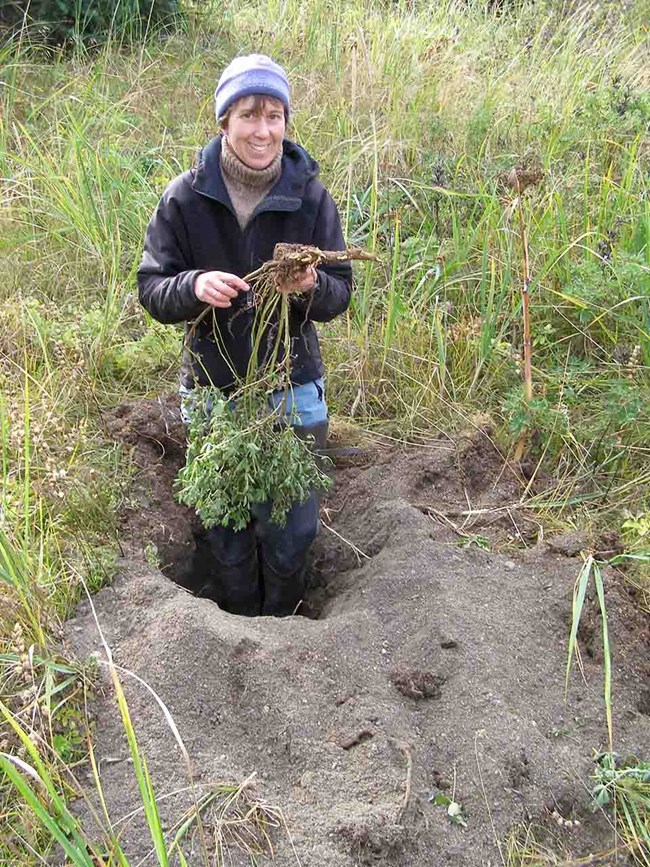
top-left (457, 534), bottom-right (491, 551)
top-left (593, 752), bottom-right (650, 866)
top-left (176, 385), bottom-right (331, 531)
top-left (176, 246), bottom-right (373, 530)
top-left (565, 555), bottom-right (613, 749)
top-left (428, 789), bottom-right (468, 827)
top-left (143, 541), bottom-right (161, 569)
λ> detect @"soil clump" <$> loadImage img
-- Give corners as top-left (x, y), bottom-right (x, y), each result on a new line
top-left (66, 396), bottom-right (649, 865)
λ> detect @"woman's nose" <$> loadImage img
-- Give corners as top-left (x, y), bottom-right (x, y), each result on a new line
top-left (253, 117), bottom-right (270, 137)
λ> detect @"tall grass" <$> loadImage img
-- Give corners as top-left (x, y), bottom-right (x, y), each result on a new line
top-left (566, 553), bottom-right (650, 864)
top-left (565, 555), bottom-right (613, 751)
top-left (0, 0), bottom-right (649, 861)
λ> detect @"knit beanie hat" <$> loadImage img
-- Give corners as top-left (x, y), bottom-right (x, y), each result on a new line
top-left (215, 54), bottom-right (291, 121)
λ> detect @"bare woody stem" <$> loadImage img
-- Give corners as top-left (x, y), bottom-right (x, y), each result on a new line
top-left (513, 184), bottom-right (533, 463)
top-left (518, 196), bottom-right (533, 405)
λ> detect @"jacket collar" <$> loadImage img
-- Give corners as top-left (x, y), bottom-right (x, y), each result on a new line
top-left (192, 134), bottom-right (319, 215)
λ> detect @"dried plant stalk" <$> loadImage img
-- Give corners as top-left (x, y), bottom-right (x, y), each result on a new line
top-left (503, 165), bottom-right (543, 462)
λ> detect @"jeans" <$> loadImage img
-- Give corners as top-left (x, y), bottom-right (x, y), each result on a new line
top-left (183, 379), bottom-right (328, 616)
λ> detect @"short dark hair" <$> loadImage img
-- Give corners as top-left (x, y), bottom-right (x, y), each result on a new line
top-left (219, 94), bottom-right (288, 127)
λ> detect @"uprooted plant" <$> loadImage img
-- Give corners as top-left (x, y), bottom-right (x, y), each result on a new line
top-left (175, 243), bottom-right (378, 530)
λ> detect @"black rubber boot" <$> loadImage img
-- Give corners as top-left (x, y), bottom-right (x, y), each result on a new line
top-left (293, 421), bottom-right (329, 478)
top-left (260, 559), bottom-right (306, 617)
top-left (198, 553), bottom-right (262, 616)
top-left (255, 422), bottom-right (328, 617)
top-left (197, 525), bottom-right (262, 616)
top-left (196, 527), bottom-right (262, 617)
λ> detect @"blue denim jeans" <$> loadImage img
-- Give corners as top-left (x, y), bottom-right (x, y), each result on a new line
top-left (179, 378), bottom-right (327, 426)
top-left (182, 379), bottom-right (328, 616)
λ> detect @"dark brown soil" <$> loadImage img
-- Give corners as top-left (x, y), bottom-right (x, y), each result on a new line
top-left (65, 396), bottom-right (649, 866)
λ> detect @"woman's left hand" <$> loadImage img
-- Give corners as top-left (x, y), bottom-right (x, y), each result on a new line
top-left (276, 266), bottom-right (318, 295)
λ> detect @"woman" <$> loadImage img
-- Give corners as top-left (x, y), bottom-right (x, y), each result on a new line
top-left (138, 54), bottom-right (352, 617)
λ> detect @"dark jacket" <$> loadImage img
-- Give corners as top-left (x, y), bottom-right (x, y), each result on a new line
top-left (137, 135), bottom-right (353, 394)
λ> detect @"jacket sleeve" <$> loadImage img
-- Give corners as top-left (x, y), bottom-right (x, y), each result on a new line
top-left (137, 183), bottom-right (207, 325)
top-left (292, 188), bottom-right (353, 323)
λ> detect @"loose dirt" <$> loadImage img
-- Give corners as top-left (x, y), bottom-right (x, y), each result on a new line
top-left (65, 396), bottom-right (649, 866)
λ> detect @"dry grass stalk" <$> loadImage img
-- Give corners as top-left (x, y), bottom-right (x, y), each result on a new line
top-left (503, 164), bottom-right (544, 462)
top-left (169, 772), bottom-right (284, 862)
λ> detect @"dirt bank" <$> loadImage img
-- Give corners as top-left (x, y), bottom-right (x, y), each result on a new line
top-left (65, 397), bottom-right (649, 865)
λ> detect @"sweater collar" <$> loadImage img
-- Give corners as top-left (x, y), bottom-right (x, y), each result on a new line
top-left (220, 135), bottom-right (282, 189)
top-left (192, 134), bottom-right (319, 214)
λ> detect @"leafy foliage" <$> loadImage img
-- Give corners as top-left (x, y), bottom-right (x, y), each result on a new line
top-left (175, 387), bottom-right (331, 531)
top-left (577, 76), bottom-right (650, 140)
top-left (428, 789), bottom-right (468, 827)
top-left (592, 752), bottom-right (650, 865)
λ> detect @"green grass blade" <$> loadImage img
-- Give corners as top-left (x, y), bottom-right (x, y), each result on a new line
top-left (592, 560), bottom-right (613, 752)
top-left (619, 795), bottom-right (650, 867)
top-left (85, 736), bottom-right (130, 866)
top-left (0, 701), bottom-right (101, 858)
top-left (383, 211), bottom-right (402, 357)
top-left (565, 556), bottom-right (593, 696)
top-left (0, 527), bottom-right (46, 644)
top-left (109, 668), bottom-right (169, 866)
top-left (0, 754), bottom-right (97, 865)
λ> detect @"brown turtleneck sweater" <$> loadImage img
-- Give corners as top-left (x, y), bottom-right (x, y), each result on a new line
top-left (220, 136), bottom-right (282, 230)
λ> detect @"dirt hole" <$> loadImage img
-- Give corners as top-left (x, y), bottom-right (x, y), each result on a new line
top-left (105, 395), bottom-right (566, 620)
top-left (154, 514), bottom-right (365, 619)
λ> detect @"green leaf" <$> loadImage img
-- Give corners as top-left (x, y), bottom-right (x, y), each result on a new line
top-left (447, 801), bottom-right (468, 827)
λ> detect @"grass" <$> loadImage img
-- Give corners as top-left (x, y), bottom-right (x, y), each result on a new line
top-left (564, 551), bottom-right (650, 864)
top-left (565, 555), bottom-right (613, 751)
top-left (593, 752), bottom-right (650, 867)
top-left (0, 0), bottom-right (649, 861)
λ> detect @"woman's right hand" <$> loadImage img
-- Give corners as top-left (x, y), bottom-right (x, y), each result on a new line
top-left (194, 271), bottom-right (250, 308)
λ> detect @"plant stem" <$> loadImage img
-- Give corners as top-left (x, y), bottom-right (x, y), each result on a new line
top-left (514, 186), bottom-right (533, 463)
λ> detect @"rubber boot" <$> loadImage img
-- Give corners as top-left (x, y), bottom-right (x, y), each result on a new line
top-left (255, 489), bottom-right (320, 617)
top-left (200, 554), bottom-right (262, 616)
top-left (198, 525), bottom-right (261, 616)
top-left (260, 559), bottom-right (306, 617)
top-left (293, 421), bottom-right (329, 477)
top-left (253, 423), bottom-right (327, 617)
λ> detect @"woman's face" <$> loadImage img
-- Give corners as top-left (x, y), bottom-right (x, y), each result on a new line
top-left (222, 95), bottom-right (285, 170)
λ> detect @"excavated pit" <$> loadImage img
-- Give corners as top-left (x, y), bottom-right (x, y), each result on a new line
top-left (103, 395), bottom-right (540, 616)
top-left (164, 522), bottom-right (341, 620)
top-left (64, 396), bottom-right (650, 866)
top-left (104, 394), bottom-right (400, 617)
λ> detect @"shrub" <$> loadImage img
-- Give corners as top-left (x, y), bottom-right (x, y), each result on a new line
top-left (0, 0), bottom-right (181, 45)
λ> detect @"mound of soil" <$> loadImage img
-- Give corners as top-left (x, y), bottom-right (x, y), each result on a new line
top-left (66, 397), bottom-right (649, 865)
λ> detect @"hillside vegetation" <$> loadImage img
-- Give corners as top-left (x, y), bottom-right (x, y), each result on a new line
top-left (0, 0), bottom-right (648, 862)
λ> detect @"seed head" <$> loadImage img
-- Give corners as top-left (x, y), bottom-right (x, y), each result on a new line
top-left (502, 163), bottom-right (544, 194)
